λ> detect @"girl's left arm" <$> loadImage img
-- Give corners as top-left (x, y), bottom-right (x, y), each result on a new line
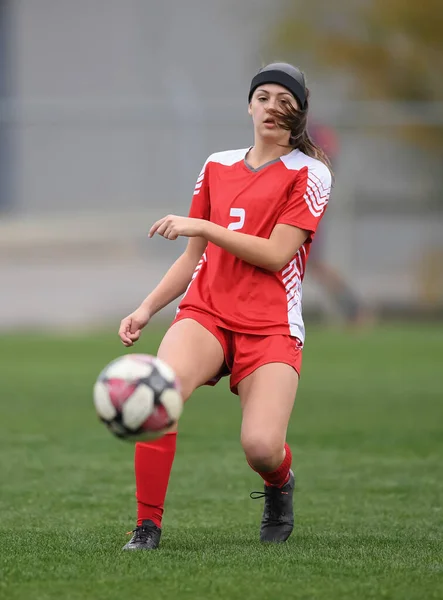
top-left (149, 214), bottom-right (308, 273)
top-left (202, 221), bottom-right (308, 272)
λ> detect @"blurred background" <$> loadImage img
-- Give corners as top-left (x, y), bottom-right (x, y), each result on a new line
top-left (0, 0), bottom-right (442, 331)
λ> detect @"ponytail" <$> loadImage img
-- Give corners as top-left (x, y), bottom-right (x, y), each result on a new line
top-left (267, 89), bottom-right (334, 176)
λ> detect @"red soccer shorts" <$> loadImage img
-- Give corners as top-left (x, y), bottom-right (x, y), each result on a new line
top-left (171, 308), bottom-right (303, 395)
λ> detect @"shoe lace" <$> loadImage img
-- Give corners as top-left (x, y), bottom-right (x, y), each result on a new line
top-left (250, 487), bottom-right (289, 521)
top-left (126, 523), bottom-right (157, 543)
top-left (249, 491), bottom-right (267, 500)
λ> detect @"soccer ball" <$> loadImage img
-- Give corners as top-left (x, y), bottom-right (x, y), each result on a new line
top-left (93, 354), bottom-right (183, 441)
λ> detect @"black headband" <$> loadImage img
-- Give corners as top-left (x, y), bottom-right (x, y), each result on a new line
top-left (248, 68), bottom-right (307, 109)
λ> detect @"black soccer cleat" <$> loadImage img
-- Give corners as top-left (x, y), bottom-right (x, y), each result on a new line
top-left (122, 519), bottom-right (162, 551)
top-left (250, 470), bottom-right (295, 543)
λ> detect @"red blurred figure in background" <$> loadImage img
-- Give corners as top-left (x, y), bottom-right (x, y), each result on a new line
top-left (308, 123), bottom-right (371, 325)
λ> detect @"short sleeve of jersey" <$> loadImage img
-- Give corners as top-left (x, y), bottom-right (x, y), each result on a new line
top-left (276, 162), bottom-right (332, 234)
top-left (187, 157), bottom-right (211, 220)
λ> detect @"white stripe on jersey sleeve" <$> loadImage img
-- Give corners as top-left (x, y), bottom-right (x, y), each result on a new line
top-left (281, 150), bottom-right (332, 218)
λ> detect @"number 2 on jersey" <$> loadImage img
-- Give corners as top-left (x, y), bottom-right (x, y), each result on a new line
top-left (228, 208), bottom-right (245, 231)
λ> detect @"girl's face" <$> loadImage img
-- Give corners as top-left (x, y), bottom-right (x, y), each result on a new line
top-left (248, 83), bottom-right (298, 144)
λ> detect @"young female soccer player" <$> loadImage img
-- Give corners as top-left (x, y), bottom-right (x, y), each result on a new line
top-left (118, 62), bottom-right (332, 550)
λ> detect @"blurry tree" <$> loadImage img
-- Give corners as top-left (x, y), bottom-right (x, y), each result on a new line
top-left (272, 0), bottom-right (443, 147)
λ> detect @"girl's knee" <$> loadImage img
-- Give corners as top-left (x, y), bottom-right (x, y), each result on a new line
top-left (241, 432), bottom-right (284, 472)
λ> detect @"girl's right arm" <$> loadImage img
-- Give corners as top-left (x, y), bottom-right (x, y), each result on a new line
top-left (118, 236), bottom-right (207, 346)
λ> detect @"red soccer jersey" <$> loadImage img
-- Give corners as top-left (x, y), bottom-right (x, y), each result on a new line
top-left (177, 148), bottom-right (332, 341)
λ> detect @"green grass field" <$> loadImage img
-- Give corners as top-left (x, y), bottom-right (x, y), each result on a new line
top-left (1, 323), bottom-right (442, 600)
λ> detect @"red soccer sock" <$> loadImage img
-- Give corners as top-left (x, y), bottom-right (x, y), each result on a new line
top-left (252, 443), bottom-right (292, 488)
top-left (135, 431), bottom-right (177, 528)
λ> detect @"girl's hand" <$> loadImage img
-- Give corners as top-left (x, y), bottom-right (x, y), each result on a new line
top-left (118, 305), bottom-right (151, 347)
top-left (149, 215), bottom-right (206, 240)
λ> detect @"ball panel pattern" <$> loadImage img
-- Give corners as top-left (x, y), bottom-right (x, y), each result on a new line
top-left (107, 378), bottom-right (137, 410)
top-left (154, 359), bottom-right (176, 384)
top-left (121, 385), bottom-right (155, 431)
top-left (93, 354), bottom-right (183, 442)
top-left (93, 381), bottom-right (117, 421)
top-left (141, 403), bottom-right (173, 432)
top-left (159, 388), bottom-right (183, 422)
top-left (100, 355), bottom-right (153, 382)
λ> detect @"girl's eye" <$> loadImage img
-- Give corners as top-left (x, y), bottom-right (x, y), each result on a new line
top-left (258, 97), bottom-right (267, 102)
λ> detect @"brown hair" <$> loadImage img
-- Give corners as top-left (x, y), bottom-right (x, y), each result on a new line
top-left (267, 89), bottom-right (334, 176)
